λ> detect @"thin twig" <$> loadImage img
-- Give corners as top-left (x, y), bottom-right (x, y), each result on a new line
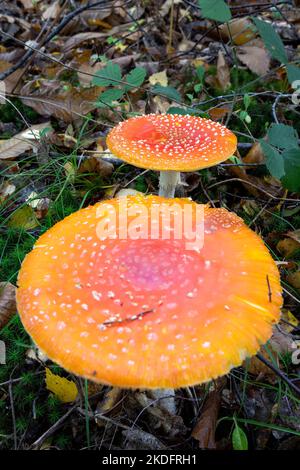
top-left (256, 353), bottom-right (300, 397)
top-left (30, 404), bottom-right (77, 449)
top-left (0, 0), bottom-right (127, 82)
top-left (8, 369), bottom-right (17, 450)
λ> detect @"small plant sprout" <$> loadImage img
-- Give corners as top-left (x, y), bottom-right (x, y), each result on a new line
top-left (106, 114), bottom-right (237, 198)
top-left (17, 194), bottom-right (282, 388)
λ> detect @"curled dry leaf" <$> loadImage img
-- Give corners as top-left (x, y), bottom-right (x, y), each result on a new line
top-left (243, 141), bottom-right (265, 165)
top-left (0, 282), bottom-right (16, 330)
top-left (208, 105), bottom-right (231, 121)
top-left (95, 387), bottom-right (123, 427)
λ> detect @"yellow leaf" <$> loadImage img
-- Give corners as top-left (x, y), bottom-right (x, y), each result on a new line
top-left (281, 308), bottom-right (299, 332)
top-left (149, 71), bottom-right (168, 87)
top-left (45, 368), bottom-right (78, 403)
top-left (8, 205), bottom-right (39, 230)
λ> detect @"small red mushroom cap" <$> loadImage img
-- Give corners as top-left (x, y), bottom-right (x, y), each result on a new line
top-left (106, 114), bottom-right (237, 171)
top-left (16, 195), bottom-right (281, 388)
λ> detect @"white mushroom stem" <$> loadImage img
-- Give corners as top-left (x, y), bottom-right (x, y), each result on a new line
top-left (158, 171), bottom-right (181, 198)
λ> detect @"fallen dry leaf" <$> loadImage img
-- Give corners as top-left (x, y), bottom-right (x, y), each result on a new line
top-left (42, 0), bottom-right (61, 20)
top-left (287, 270), bottom-right (300, 290)
top-left (217, 51), bottom-right (231, 91)
top-left (245, 327), bottom-right (297, 378)
top-left (0, 60), bottom-right (25, 94)
top-left (0, 282), bottom-right (16, 330)
top-left (20, 80), bottom-right (100, 122)
top-left (220, 18), bottom-right (256, 45)
top-left (192, 378), bottom-right (226, 449)
top-left (19, 0), bottom-right (35, 10)
top-left (0, 181), bottom-right (16, 202)
top-left (0, 123), bottom-right (51, 160)
top-left (208, 105), bottom-right (231, 121)
top-left (287, 229), bottom-right (300, 244)
top-left (79, 156), bottom-right (114, 179)
top-left (237, 45), bottom-right (270, 76)
top-left (277, 238), bottom-right (300, 258)
top-left (63, 32), bottom-right (108, 54)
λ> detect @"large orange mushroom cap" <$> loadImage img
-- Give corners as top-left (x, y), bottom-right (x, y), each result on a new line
top-left (106, 114), bottom-right (237, 171)
top-left (16, 195), bottom-right (281, 389)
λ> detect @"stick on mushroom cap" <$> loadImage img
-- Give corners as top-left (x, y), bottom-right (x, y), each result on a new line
top-left (106, 114), bottom-right (237, 171)
top-left (17, 195), bottom-right (281, 389)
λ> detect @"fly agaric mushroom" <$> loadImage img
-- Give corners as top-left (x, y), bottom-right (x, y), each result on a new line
top-left (16, 195), bottom-right (281, 389)
top-left (106, 114), bottom-right (237, 198)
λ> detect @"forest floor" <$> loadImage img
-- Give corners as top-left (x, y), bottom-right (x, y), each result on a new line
top-left (0, 0), bottom-right (300, 451)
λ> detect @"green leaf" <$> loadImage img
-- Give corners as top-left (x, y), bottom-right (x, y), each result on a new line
top-left (196, 65), bottom-right (205, 82)
top-left (91, 62), bottom-right (122, 87)
top-left (286, 64), bottom-right (300, 85)
top-left (194, 83), bottom-right (202, 93)
top-left (232, 424), bottom-right (248, 450)
top-left (96, 88), bottom-right (125, 107)
top-left (259, 140), bottom-right (285, 179)
top-left (281, 148), bottom-right (300, 192)
top-left (239, 110), bottom-right (248, 121)
top-left (151, 85), bottom-right (181, 102)
top-left (167, 107), bottom-right (191, 115)
top-left (253, 18), bottom-right (287, 64)
top-left (267, 124), bottom-right (299, 150)
top-left (124, 67), bottom-right (147, 91)
top-left (243, 94), bottom-right (251, 110)
top-left (198, 0), bottom-right (231, 23)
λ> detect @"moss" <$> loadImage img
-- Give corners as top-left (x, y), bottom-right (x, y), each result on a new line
top-left (0, 99), bottom-right (39, 136)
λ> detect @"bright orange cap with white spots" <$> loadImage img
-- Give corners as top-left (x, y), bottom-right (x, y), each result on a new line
top-left (17, 195), bottom-right (281, 389)
top-left (106, 114), bottom-right (237, 171)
